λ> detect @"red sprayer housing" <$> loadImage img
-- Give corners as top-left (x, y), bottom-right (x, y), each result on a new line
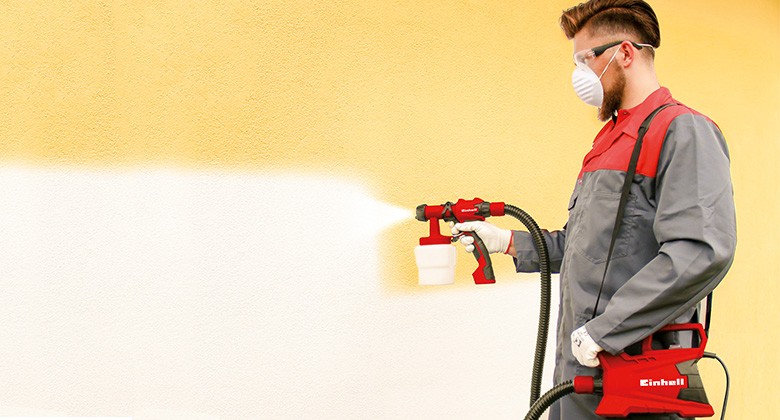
top-left (417, 198), bottom-right (505, 224)
top-left (584, 323), bottom-right (714, 418)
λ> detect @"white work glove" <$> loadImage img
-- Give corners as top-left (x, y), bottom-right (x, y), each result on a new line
top-left (571, 325), bottom-right (604, 367)
top-left (449, 221), bottom-right (512, 254)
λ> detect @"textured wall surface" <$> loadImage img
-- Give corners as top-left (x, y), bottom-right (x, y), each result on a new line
top-left (0, 1), bottom-right (778, 418)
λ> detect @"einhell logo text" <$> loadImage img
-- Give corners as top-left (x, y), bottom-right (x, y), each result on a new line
top-left (639, 378), bottom-right (685, 387)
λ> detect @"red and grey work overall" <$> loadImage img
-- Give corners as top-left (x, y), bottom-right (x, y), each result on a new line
top-left (513, 88), bottom-right (737, 420)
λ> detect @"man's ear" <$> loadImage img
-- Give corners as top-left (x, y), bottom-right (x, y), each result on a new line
top-left (619, 41), bottom-right (635, 67)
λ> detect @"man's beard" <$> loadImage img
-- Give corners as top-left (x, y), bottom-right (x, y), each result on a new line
top-left (598, 68), bottom-right (627, 122)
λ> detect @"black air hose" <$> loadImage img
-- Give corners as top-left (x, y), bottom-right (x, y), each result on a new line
top-left (504, 204), bottom-right (551, 406)
top-left (523, 380), bottom-right (575, 420)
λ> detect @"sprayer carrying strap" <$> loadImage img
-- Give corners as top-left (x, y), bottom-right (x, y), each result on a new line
top-left (591, 103), bottom-right (680, 321)
top-left (589, 103), bottom-right (716, 331)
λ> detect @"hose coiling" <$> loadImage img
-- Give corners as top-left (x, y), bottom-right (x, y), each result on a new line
top-left (523, 380), bottom-right (575, 420)
top-left (504, 204), bottom-right (551, 406)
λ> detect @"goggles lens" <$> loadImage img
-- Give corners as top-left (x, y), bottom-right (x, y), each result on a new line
top-left (574, 49), bottom-right (598, 66)
top-left (573, 40), bottom-right (654, 66)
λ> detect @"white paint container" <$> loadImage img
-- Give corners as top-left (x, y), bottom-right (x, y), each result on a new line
top-left (414, 244), bottom-right (456, 285)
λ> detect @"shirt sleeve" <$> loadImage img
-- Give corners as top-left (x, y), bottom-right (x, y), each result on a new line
top-left (512, 228), bottom-right (566, 274)
top-left (586, 113), bottom-right (737, 354)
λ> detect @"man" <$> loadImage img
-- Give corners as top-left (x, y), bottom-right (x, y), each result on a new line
top-left (450, 1), bottom-right (737, 418)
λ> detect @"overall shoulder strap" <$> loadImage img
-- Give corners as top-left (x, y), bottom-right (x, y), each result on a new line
top-left (590, 103), bottom-right (677, 320)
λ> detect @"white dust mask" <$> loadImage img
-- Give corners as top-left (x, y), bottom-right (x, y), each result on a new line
top-left (571, 47), bottom-right (620, 107)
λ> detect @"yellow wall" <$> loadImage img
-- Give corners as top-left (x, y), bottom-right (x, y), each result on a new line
top-left (1, 0), bottom-right (778, 417)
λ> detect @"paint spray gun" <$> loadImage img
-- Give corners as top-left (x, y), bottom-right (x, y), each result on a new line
top-left (414, 198), bottom-right (507, 285)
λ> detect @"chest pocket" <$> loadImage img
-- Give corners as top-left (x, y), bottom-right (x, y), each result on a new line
top-left (567, 188), bottom-right (579, 211)
top-left (563, 186), bottom-right (579, 253)
top-left (569, 188), bottom-right (639, 264)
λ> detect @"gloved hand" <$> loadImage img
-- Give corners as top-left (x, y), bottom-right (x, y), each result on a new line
top-left (571, 325), bottom-right (604, 367)
top-left (449, 221), bottom-right (512, 254)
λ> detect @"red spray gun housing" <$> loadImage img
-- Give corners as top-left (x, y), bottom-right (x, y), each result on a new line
top-left (415, 198), bottom-right (505, 284)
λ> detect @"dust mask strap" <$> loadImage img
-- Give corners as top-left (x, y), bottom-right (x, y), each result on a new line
top-left (598, 47), bottom-right (621, 80)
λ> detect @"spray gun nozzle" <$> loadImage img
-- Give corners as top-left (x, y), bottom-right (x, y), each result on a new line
top-left (415, 204), bottom-right (428, 222)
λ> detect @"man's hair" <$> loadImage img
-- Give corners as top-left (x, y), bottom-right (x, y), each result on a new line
top-left (560, 0), bottom-right (660, 51)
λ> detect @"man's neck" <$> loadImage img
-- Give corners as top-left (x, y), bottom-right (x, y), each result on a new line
top-left (621, 72), bottom-right (661, 110)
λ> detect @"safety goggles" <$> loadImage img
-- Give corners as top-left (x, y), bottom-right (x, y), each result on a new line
top-left (573, 40), bottom-right (654, 66)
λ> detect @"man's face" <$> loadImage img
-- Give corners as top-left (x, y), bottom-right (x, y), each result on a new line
top-left (572, 30), bottom-right (626, 121)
